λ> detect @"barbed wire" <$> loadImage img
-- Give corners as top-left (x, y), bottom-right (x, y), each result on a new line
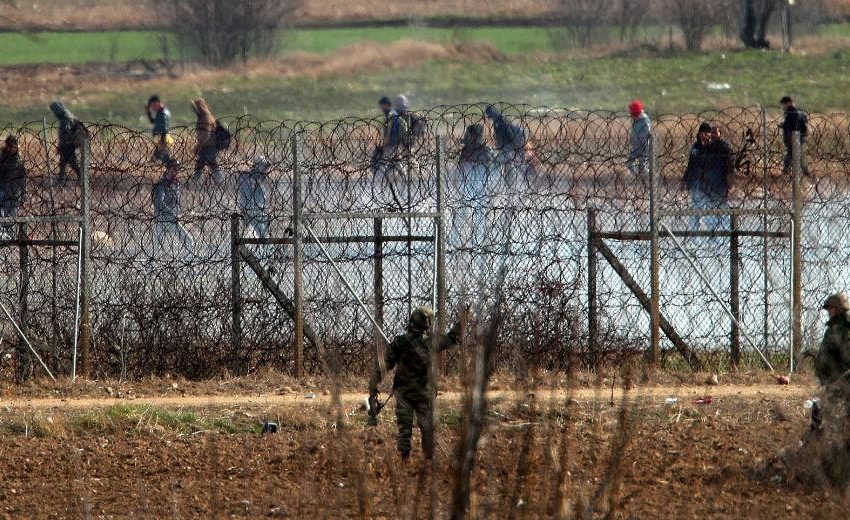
top-left (0, 104), bottom-right (847, 378)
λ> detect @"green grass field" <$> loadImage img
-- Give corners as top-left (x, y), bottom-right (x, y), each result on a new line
top-left (5, 23), bottom-right (850, 65)
top-left (1, 26), bottom-right (849, 124)
top-left (0, 27), bottom-right (559, 65)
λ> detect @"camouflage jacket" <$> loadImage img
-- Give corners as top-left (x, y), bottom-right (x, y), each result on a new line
top-left (370, 323), bottom-right (461, 402)
top-left (816, 311), bottom-right (850, 386)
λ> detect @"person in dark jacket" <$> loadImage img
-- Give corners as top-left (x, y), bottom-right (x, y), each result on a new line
top-left (0, 135), bottom-right (26, 238)
top-left (458, 123), bottom-right (494, 251)
top-left (147, 95), bottom-right (173, 164)
top-left (151, 158), bottom-right (193, 260)
top-left (682, 122), bottom-right (733, 231)
top-left (484, 105), bottom-right (535, 185)
top-left (779, 96), bottom-right (810, 177)
top-left (368, 307), bottom-right (461, 460)
top-left (49, 101), bottom-right (82, 183)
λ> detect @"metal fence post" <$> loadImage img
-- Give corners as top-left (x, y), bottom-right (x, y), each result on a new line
top-left (17, 222), bottom-right (32, 381)
top-left (761, 106), bottom-right (770, 357)
top-left (373, 217), bottom-right (384, 335)
top-left (230, 213), bottom-right (244, 375)
top-left (730, 215), bottom-right (741, 368)
top-left (791, 130), bottom-right (803, 359)
top-left (587, 206), bottom-right (598, 369)
top-left (292, 134), bottom-right (304, 378)
top-left (648, 135), bottom-right (660, 366)
top-left (41, 117), bottom-right (60, 369)
top-left (435, 135), bottom-right (447, 334)
top-left (79, 138), bottom-right (92, 377)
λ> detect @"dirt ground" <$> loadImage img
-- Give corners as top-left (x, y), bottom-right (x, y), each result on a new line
top-left (0, 373), bottom-right (845, 519)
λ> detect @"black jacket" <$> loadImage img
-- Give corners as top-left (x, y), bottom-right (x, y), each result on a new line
top-left (0, 150), bottom-right (26, 202)
top-left (780, 106), bottom-right (808, 147)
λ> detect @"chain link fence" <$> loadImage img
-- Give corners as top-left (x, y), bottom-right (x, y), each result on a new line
top-left (0, 104), bottom-right (846, 378)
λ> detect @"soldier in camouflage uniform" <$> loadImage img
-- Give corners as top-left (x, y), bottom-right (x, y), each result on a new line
top-left (811, 293), bottom-right (850, 432)
top-left (369, 306), bottom-right (461, 460)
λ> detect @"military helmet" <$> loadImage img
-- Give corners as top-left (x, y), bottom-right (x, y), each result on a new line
top-left (409, 306), bottom-right (435, 331)
top-left (822, 293), bottom-right (849, 311)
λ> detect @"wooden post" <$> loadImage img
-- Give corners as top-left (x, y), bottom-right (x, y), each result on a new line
top-left (730, 215), bottom-right (741, 368)
top-left (79, 139), bottom-right (92, 377)
top-left (17, 222), bottom-right (31, 381)
top-left (435, 135), bottom-right (447, 333)
top-left (230, 213), bottom-right (244, 375)
top-left (648, 135), bottom-right (660, 365)
top-left (291, 134), bottom-right (304, 378)
top-left (587, 206), bottom-right (598, 370)
top-left (791, 130), bottom-right (803, 360)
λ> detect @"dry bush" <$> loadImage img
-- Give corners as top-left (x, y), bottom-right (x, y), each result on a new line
top-left (665, 0), bottom-right (724, 51)
top-left (155, 0), bottom-right (300, 66)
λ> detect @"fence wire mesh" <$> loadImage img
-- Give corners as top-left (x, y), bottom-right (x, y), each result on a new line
top-left (0, 104), bottom-right (845, 378)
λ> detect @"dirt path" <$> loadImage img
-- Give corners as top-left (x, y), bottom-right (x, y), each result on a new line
top-left (0, 383), bottom-right (815, 411)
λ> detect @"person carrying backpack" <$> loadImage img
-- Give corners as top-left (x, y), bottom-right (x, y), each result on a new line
top-left (50, 101), bottom-right (87, 184)
top-left (190, 98), bottom-right (225, 184)
top-left (780, 96), bottom-right (810, 177)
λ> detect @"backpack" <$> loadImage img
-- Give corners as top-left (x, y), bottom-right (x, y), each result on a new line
top-left (408, 113), bottom-right (427, 141)
top-left (71, 119), bottom-right (90, 148)
top-left (214, 121), bottom-right (232, 151)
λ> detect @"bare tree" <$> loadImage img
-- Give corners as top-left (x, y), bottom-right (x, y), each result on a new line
top-left (618, 0), bottom-right (652, 43)
top-left (551, 0), bottom-right (615, 48)
top-left (156, 0), bottom-right (299, 66)
top-left (669, 0), bottom-right (719, 51)
top-left (740, 0), bottom-right (778, 48)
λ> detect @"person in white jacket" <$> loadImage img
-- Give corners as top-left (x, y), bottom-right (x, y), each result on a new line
top-left (626, 99), bottom-right (652, 176)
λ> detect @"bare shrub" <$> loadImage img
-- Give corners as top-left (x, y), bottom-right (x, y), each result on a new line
top-left (667, 0), bottom-right (721, 50)
top-left (550, 0), bottom-right (616, 49)
top-left (155, 0), bottom-right (300, 66)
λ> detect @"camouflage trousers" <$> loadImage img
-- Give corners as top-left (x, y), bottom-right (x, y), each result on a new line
top-left (394, 392), bottom-right (434, 459)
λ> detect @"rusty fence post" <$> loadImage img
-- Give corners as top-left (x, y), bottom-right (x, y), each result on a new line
top-left (587, 206), bottom-right (598, 370)
top-left (730, 215), bottom-right (741, 368)
top-left (230, 213), bottom-right (244, 374)
top-left (648, 135), bottom-right (660, 366)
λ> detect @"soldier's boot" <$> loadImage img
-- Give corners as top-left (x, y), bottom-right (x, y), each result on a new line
top-left (399, 448), bottom-right (410, 462)
top-left (396, 402), bottom-right (414, 461)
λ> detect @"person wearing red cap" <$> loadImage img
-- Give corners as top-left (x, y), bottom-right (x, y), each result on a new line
top-left (626, 100), bottom-right (651, 176)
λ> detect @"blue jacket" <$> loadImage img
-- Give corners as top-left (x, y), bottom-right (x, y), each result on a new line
top-left (150, 107), bottom-right (171, 136)
top-left (491, 114), bottom-right (526, 152)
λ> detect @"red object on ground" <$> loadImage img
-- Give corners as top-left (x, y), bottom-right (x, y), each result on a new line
top-left (776, 375), bottom-right (790, 385)
top-left (693, 397), bottom-right (714, 405)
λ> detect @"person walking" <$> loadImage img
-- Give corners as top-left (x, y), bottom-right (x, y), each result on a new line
top-left (147, 95), bottom-right (173, 164)
top-left (626, 99), bottom-right (651, 176)
top-left (237, 156), bottom-right (271, 239)
top-left (49, 101), bottom-right (86, 184)
top-left (682, 122), bottom-right (733, 231)
top-left (151, 158), bottom-right (194, 260)
top-left (809, 293), bottom-right (850, 434)
top-left (190, 98), bottom-right (223, 184)
top-left (779, 96), bottom-right (810, 177)
top-left (368, 307), bottom-right (461, 461)
top-left (0, 135), bottom-right (26, 239)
